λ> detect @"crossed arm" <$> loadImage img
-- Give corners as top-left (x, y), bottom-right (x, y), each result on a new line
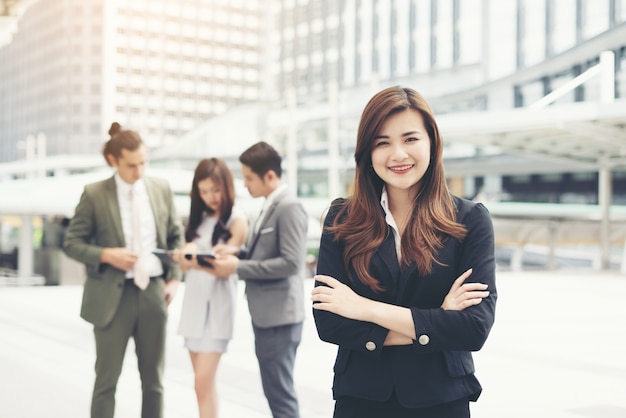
top-left (311, 268), bottom-right (490, 346)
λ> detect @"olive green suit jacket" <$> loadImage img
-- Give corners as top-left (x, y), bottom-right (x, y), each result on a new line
top-left (63, 176), bottom-right (183, 327)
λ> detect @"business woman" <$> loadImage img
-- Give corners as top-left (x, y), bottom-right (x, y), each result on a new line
top-left (311, 86), bottom-right (497, 418)
top-left (176, 157), bottom-right (248, 418)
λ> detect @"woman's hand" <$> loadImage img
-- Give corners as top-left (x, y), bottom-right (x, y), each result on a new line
top-left (441, 268), bottom-right (489, 311)
top-left (174, 242), bottom-right (199, 272)
top-left (313, 274), bottom-right (417, 341)
top-left (311, 274), bottom-right (372, 321)
top-left (212, 244), bottom-right (241, 256)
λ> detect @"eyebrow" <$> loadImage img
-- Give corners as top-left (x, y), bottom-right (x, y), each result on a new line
top-left (374, 130), bottom-right (423, 139)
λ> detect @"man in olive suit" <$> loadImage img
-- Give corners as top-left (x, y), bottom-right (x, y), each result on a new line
top-left (63, 124), bottom-right (183, 418)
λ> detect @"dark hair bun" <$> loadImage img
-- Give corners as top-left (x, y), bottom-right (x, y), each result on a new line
top-left (108, 122), bottom-right (121, 137)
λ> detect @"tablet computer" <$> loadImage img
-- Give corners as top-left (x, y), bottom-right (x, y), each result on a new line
top-left (184, 252), bottom-right (216, 267)
top-left (152, 248), bottom-right (177, 264)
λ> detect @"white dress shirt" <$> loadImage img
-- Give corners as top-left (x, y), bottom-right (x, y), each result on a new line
top-left (380, 186), bottom-right (402, 264)
top-left (114, 174), bottom-right (163, 278)
top-left (253, 183), bottom-right (288, 234)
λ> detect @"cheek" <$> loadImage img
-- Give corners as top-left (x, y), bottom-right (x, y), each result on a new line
top-left (370, 150), bottom-right (383, 166)
top-left (370, 151), bottom-right (387, 173)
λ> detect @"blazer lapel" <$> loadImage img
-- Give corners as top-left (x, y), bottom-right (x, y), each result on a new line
top-left (374, 230), bottom-right (419, 304)
top-left (247, 190), bottom-right (284, 254)
top-left (144, 178), bottom-right (164, 246)
top-left (103, 177), bottom-right (125, 246)
top-left (375, 233), bottom-right (400, 281)
top-left (397, 262), bottom-right (418, 304)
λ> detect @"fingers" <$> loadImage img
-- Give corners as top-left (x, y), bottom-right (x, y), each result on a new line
top-left (311, 275), bottom-right (339, 308)
top-left (450, 268), bottom-right (473, 291)
top-left (314, 274), bottom-right (346, 289)
top-left (456, 290), bottom-right (490, 309)
top-left (163, 292), bottom-right (172, 306)
top-left (442, 268), bottom-right (489, 311)
top-left (461, 282), bottom-right (488, 292)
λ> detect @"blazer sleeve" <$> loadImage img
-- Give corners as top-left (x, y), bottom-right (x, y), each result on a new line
top-left (313, 199), bottom-right (497, 356)
top-left (313, 200), bottom-right (389, 358)
top-left (409, 201), bottom-right (497, 353)
top-left (149, 177), bottom-right (184, 281)
top-left (62, 185), bottom-right (107, 269)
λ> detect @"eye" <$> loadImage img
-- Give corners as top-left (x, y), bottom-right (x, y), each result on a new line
top-left (374, 139), bottom-right (389, 147)
top-left (405, 136), bottom-right (419, 143)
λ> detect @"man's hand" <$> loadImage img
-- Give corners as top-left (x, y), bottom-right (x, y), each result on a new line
top-left (172, 243), bottom-right (199, 272)
top-left (212, 244), bottom-right (241, 257)
top-left (204, 254), bottom-right (239, 279)
top-left (163, 279), bottom-right (180, 306)
top-left (100, 247), bottom-right (138, 272)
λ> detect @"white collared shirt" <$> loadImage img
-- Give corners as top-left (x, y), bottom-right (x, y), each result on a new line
top-left (380, 186), bottom-right (402, 264)
top-left (254, 183), bottom-right (288, 234)
top-left (114, 174), bottom-right (163, 278)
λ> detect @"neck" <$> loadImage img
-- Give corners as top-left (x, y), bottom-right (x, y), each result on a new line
top-left (265, 181), bottom-right (284, 197)
top-left (387, 189), bottom-right (415, 236)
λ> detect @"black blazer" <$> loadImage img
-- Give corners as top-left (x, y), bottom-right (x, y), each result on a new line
top-left (313, 195), bottom-right (497, 408)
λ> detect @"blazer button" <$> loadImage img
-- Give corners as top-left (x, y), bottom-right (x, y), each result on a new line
top-left (418, 334), bottom-right (430, 345)
top-left (365, 341), bottom-right (376, 351)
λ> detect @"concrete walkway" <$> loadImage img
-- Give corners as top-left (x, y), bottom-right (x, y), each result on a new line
top-left (1, 270), bottom-right (625, 417)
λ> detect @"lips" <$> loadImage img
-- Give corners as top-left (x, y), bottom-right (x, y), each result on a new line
top-left (388, 164), bottom-right (414, 173)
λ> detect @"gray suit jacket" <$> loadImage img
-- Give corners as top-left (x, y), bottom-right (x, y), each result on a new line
top-left (237, 188), bottom-right (308, 328)
top-left (63, 175), bottom-right (183, 327)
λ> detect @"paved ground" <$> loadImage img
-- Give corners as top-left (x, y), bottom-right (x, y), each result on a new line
top-left (1, 270), bottom-right (626, 418)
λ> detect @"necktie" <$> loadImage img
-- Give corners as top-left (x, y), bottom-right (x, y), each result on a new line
top-left (131, 188), bottom-right (149, 290)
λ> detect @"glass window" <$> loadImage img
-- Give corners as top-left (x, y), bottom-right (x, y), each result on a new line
top-left (415, 0), bottom-right (431, 72)
top-left (230, 67), bottom-right (243, 81)
top-left (457, 0), bottom-right (481, 64)
top-left (552, 0), bottom-right (576, 53)
top-left (435, 0), bottom-right (453, 68)
top-left (539, 173), bottom-right (563, 182)
top-left (582, 0), bottom-right (609, 38)
top-left (521, 0), bottom-right (546, 66)
top-left (520, 80), bottom-right (545, 105)
top-left (509, 174), bottom-right (531, 183)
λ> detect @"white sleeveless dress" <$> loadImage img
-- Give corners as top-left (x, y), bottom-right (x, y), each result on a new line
top-left (177, 208), bottom-right (245, 353)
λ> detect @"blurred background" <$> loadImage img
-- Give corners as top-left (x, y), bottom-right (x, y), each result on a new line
top-left (1, 0), bottom-right (626, 285)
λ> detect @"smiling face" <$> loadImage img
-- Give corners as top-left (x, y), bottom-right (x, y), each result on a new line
top-left (371, 109), bottom-right (431, 198)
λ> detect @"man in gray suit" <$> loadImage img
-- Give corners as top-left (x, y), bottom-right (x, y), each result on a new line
top-left (211, 141), bottom-right (308, 418)
top-left (63, 123), bottom-right (183, 418)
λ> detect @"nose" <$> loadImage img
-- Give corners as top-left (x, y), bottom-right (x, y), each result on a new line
top-left (391, 143), bottom-right (409, 160)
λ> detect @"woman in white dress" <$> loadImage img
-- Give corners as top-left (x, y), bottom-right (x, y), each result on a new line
top-left (176, 158), bottom-right (248, 418)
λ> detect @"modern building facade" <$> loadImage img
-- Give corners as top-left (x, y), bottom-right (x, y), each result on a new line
top-left (2, 0), bottom-right (626, 278)
top-left (262, 0), bottom-right (626, 203)
top-left (0, 0), bottom-right (263, 163)
top-left (2, 0), bottom-right (625, 202)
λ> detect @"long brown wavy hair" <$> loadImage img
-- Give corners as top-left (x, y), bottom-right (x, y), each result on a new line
top-left (327, 86), bottom-right (467, 291)
top-left (186, 158), bottom-right (236, 245)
